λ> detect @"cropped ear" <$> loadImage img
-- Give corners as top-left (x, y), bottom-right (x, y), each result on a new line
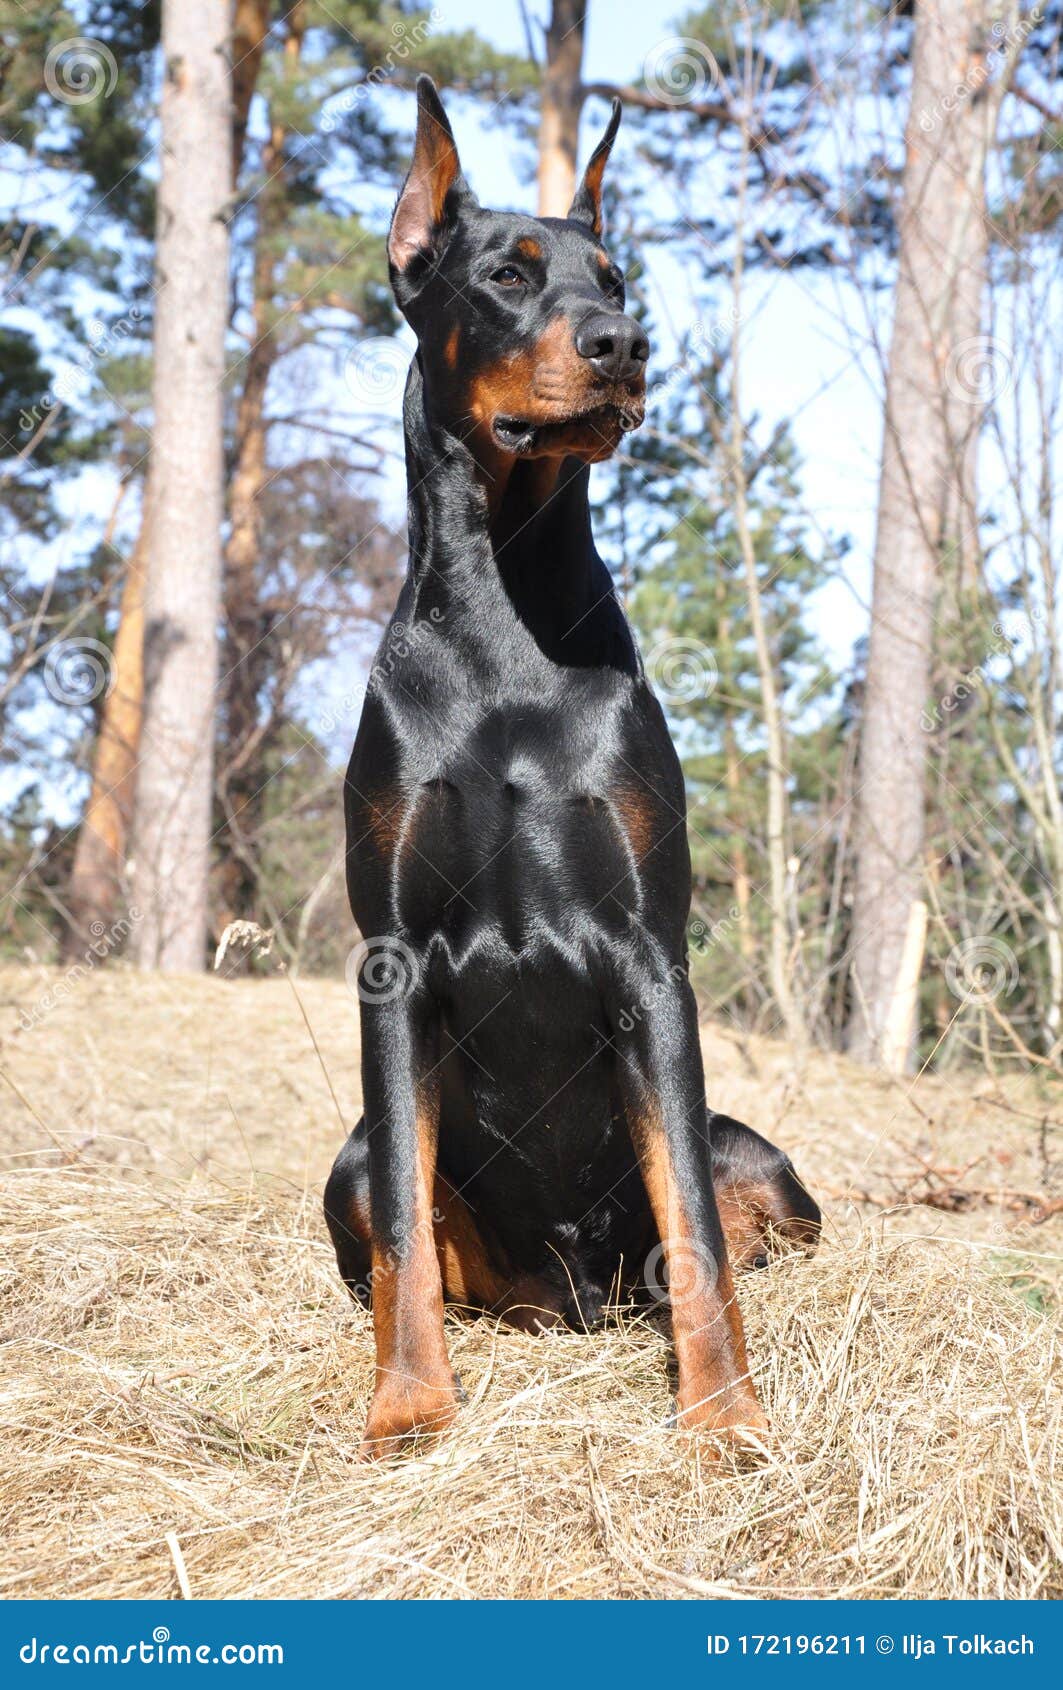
top-left (388, 76), bottom-right (476, 280)
top-left (567, 99), bottom-right (621, 237)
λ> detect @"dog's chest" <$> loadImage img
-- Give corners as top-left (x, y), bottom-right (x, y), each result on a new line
top-left (391, 697), bottom-right (657, 947)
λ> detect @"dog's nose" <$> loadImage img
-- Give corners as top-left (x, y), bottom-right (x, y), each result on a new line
top-left (562, 1284), bottom-right (607, 1332)
top-left (574, 312), bottom-right (649, 384)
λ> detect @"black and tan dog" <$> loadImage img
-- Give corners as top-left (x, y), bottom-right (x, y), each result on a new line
top-left (325, 78), bottom-right (819, 1459)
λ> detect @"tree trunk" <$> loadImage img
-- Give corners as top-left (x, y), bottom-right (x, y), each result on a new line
top-left (537, 1), bottom-right (586, 215)
top-left (63, 508), bottom-right (148, 955)
top-left (216, 305), bottom-right (273, 930)
top-left (733, 464), bottom-right (804, 1049)
top-left (728, 128), bottom-right (805, 1051)
top-left (847, 0), bottom-right (1009, 1068)
top-left (132, 0), bottom-right (232, 971)
top-left (940, 4), bottom-right (1018, 600)
top-left (217, 5), bottom-right (305, 931)
top-left (722, 708), bottom-right (753, 960)
top-left (717, 595), bottom-right (753, 967)
top-left (231, 0), bottom-right (270, 186)
top-left (63, 2), bottom-right (266, 960)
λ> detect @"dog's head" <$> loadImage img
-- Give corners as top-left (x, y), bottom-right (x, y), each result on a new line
top-left (386, 77), bottom-right (648, 465)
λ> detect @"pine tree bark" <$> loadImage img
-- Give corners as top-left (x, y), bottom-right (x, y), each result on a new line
top-left (847, 0), bottom-right (1011, 1067)
top-left (133, 0), bottom-right (232, 971)
top-left (231, 0), bottom-right (270, 186)
top-left (64, 2), bottom-right (266, 958)
top-left (537, 1), bottom-right (586, 215)
top-left (217, 5), bottom-right (305, 930)
top-left (63, 509), bottom-right (148, 955)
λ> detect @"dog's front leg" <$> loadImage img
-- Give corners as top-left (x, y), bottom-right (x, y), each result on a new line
top-left (615, 972), bottom-right (768, 1446)
top-left (358, 980), bottom-right (457, 1460)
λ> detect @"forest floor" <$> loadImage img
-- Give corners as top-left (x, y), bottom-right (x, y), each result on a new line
top-left (1, 963), bottom-right (1061, 1599)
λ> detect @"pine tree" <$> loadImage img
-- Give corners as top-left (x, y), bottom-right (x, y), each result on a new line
top-left (627, 347), bottom-right (841, 1031)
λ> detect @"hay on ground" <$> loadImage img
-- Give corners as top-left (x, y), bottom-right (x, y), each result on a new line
top-left (1, 966), bottom-right (1060, 1598)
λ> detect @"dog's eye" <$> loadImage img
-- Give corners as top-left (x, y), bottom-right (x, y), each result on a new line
top-left (491, 265), bottom-right (525, 287)
top-left (605, 267), bottom-right (625, 301)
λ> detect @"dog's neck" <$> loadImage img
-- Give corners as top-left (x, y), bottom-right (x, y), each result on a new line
top-left (398, 357), bottom-right (636, 673)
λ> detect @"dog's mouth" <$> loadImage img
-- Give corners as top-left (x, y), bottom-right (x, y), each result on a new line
top-left (491, 399), bottom-right (644, 460)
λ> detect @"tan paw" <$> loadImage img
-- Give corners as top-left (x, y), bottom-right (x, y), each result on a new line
top-left (675, 1388), bottom-right (772, 1459)
top-left (358, 1378), bottom-right (459, 1462)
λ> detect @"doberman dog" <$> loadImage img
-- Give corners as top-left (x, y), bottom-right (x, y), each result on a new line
top-left (325, 78), bottom-right (820, 1459)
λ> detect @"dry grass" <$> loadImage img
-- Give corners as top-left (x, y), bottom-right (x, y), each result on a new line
top-left (1, 963), bottom-right (1061, 1599)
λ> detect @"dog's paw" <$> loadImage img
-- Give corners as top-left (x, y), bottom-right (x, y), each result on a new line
top-left (672, 1389), bottom-right (772, 1461)
top-left (358, 1378), bottom-right (460, 1462)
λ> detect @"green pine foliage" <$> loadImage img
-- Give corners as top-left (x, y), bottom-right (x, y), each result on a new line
top-left (625, 344), bottom-right (844, 1026)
